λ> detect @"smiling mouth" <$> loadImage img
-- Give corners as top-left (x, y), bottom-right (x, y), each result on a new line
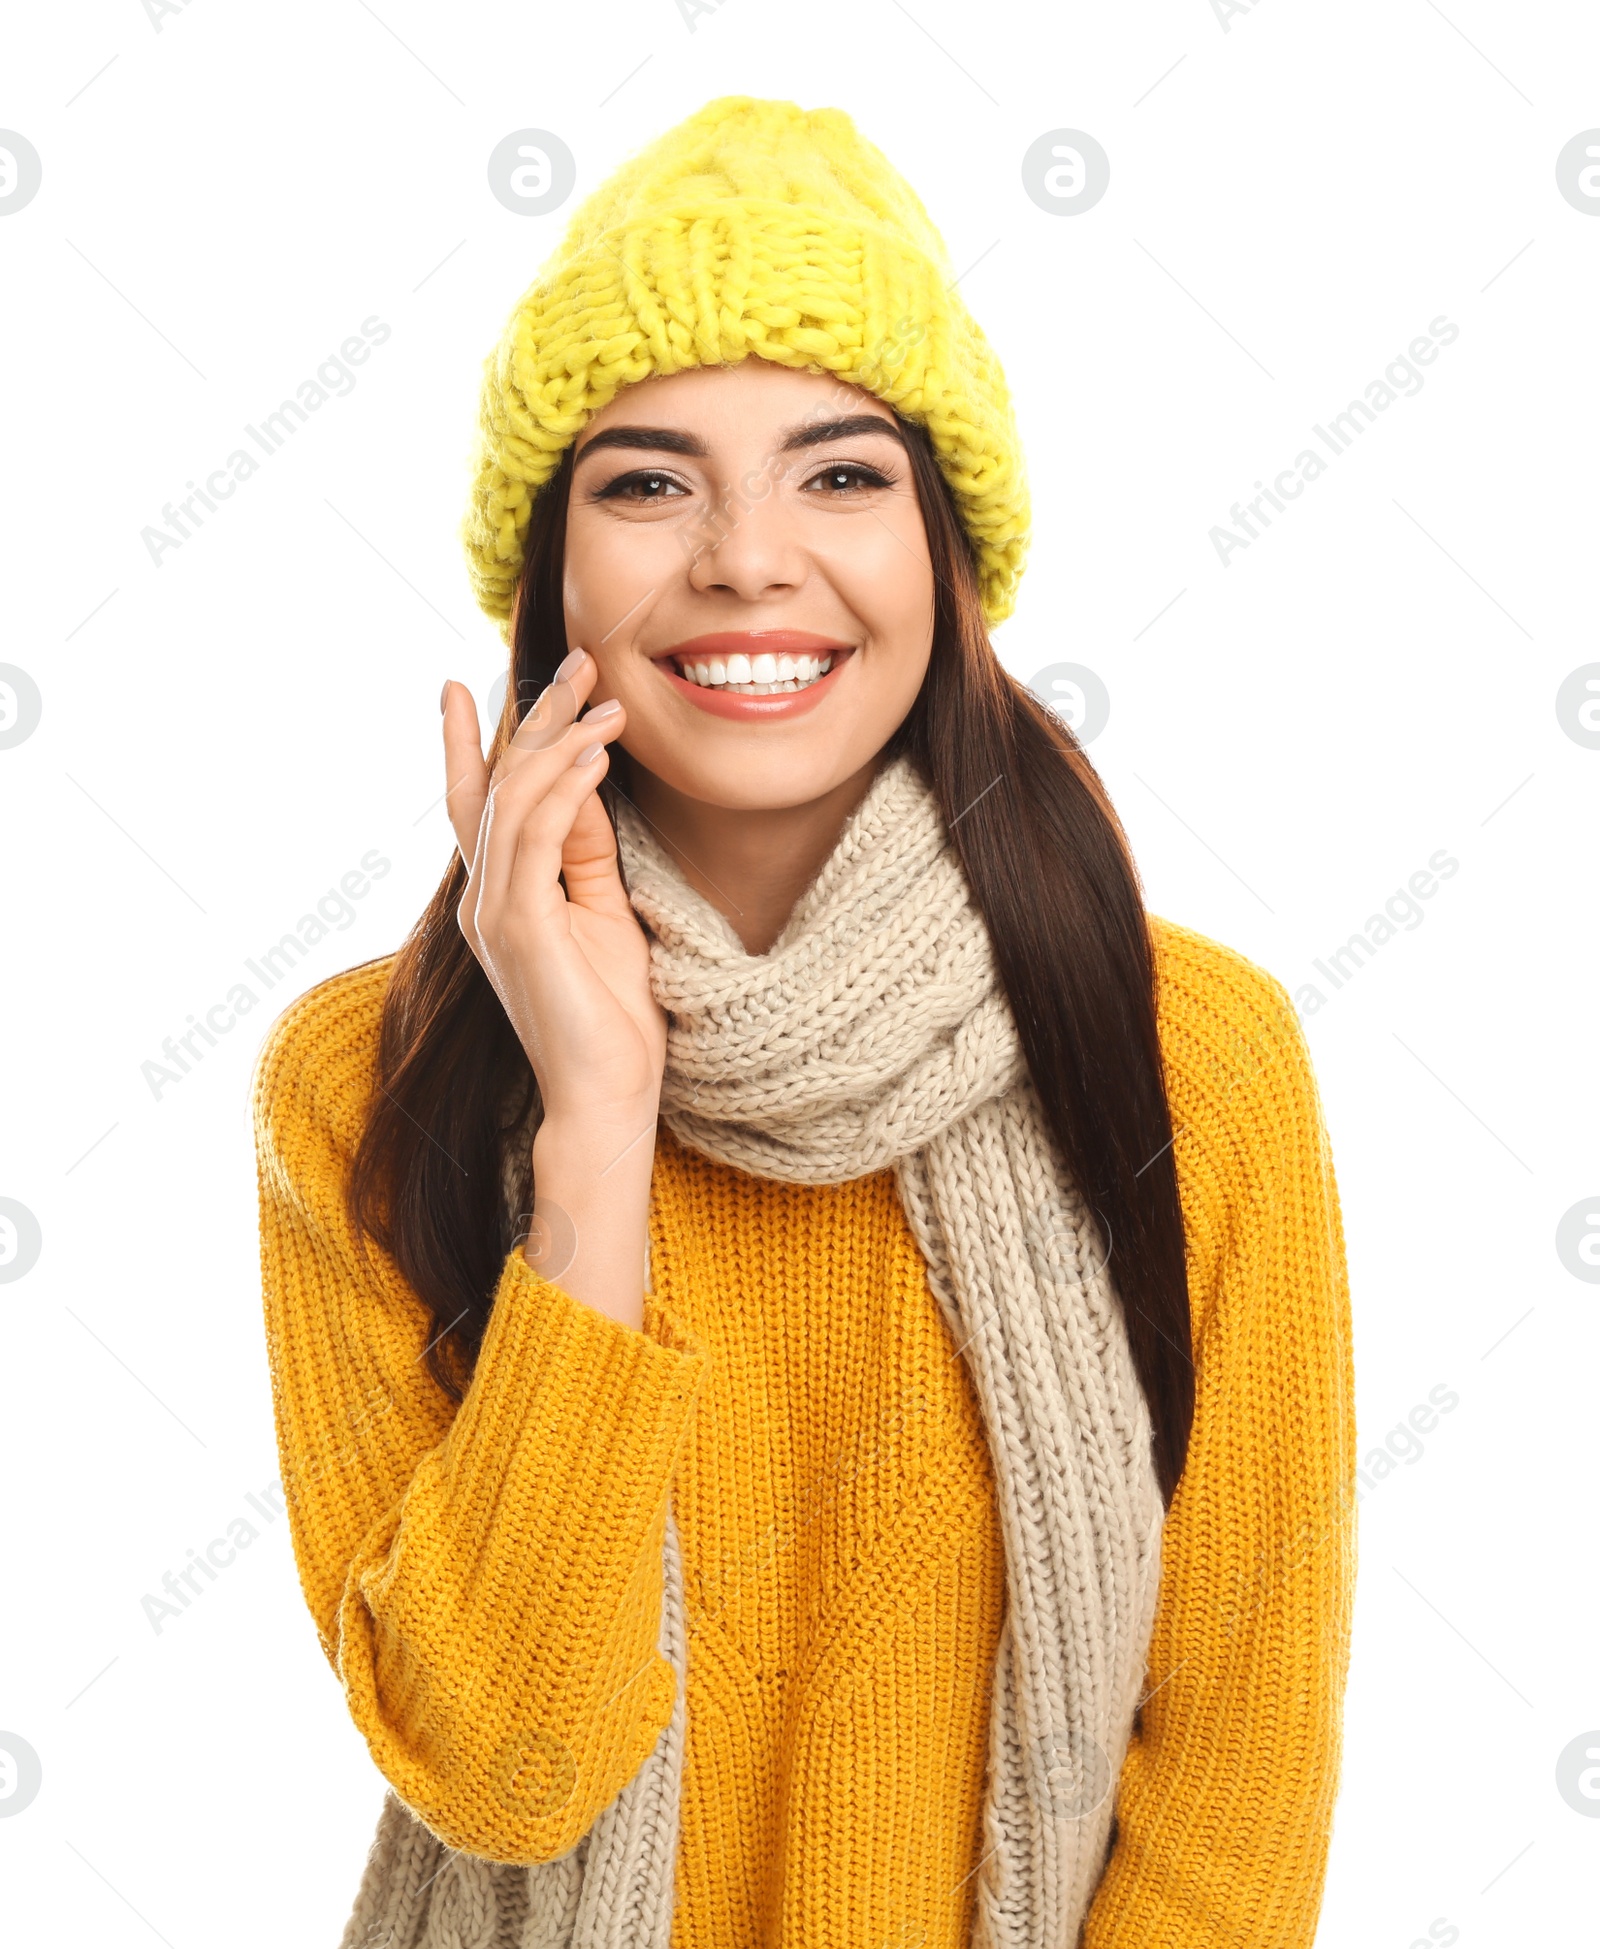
top-left (669, 648), bottom-right (836, 695)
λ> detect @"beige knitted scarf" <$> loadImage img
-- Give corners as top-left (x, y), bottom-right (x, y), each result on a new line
top-left (342, 753), bottom-right (1165, 1949)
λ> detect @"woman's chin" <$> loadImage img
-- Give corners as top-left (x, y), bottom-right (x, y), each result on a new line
top-left (621, 739), bottom-right (880, 817)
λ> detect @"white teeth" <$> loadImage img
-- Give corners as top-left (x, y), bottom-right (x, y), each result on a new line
top-left (672, 649), bottom-right (843, 693)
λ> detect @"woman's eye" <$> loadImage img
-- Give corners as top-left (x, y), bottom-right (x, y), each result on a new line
top-left (804, 463), bottom-right (892, 496)
top-left (598, 471), bottom-right (688, 502)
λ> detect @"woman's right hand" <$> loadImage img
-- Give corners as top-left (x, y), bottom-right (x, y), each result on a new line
top-left (442, 652), bottom-right (665, 1327)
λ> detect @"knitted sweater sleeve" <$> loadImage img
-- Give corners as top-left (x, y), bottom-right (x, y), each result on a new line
top-left (251, 960), bottom-right (710, 1865)
top-left (1084, 921), bottom-right (1358, 1947)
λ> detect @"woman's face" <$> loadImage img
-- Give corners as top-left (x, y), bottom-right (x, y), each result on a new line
top-left (562, 359), bottom-right (936, 812)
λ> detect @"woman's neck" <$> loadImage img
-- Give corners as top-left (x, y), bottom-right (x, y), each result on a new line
top-left (621, 755), bottom-right (884, 955)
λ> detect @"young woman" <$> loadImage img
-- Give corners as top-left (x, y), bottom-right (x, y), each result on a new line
top-left (253, 96), bottom-right (1355, 1948)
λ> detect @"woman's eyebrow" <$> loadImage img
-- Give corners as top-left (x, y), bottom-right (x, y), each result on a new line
top-left (778, 413), bottom-right (907, 453)
top-left (574, 411), bottom-right (906, 465)
top-left (575, 425), bottom-right (708, 460)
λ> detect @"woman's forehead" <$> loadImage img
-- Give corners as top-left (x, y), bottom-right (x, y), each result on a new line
top-left (576, 359), bottom-right (897, 444)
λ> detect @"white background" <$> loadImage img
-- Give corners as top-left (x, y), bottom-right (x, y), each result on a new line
top-left (2, 2), bottom-right (1597, 1943)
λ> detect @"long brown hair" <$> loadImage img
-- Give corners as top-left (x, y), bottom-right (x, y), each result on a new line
top-left (346, 415), bottom-right (1195, 1501)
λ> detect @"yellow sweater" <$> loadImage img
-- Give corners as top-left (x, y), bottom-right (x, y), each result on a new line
top-left (252, 916), bottom-right (1355, 1946)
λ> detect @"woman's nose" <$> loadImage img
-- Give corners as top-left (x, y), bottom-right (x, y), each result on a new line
top-left (683, 484), bottom-right (809, 601)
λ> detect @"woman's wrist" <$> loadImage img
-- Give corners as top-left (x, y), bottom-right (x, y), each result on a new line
top-left (526, 1106), bottom-right (660, 1333)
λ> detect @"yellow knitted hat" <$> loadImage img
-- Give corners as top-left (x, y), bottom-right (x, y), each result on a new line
top-left (461, 95), bottom-right (1029, 640)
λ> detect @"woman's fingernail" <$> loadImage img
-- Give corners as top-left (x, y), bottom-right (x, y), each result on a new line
top-left (584, 698), bottom-right (622, 722)
top-left (554, 648), bottom-right (587, 682)
top-left (439, 680), bottom-right (451, 713)
top-left (574, 741), bottom-right (604, 766)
